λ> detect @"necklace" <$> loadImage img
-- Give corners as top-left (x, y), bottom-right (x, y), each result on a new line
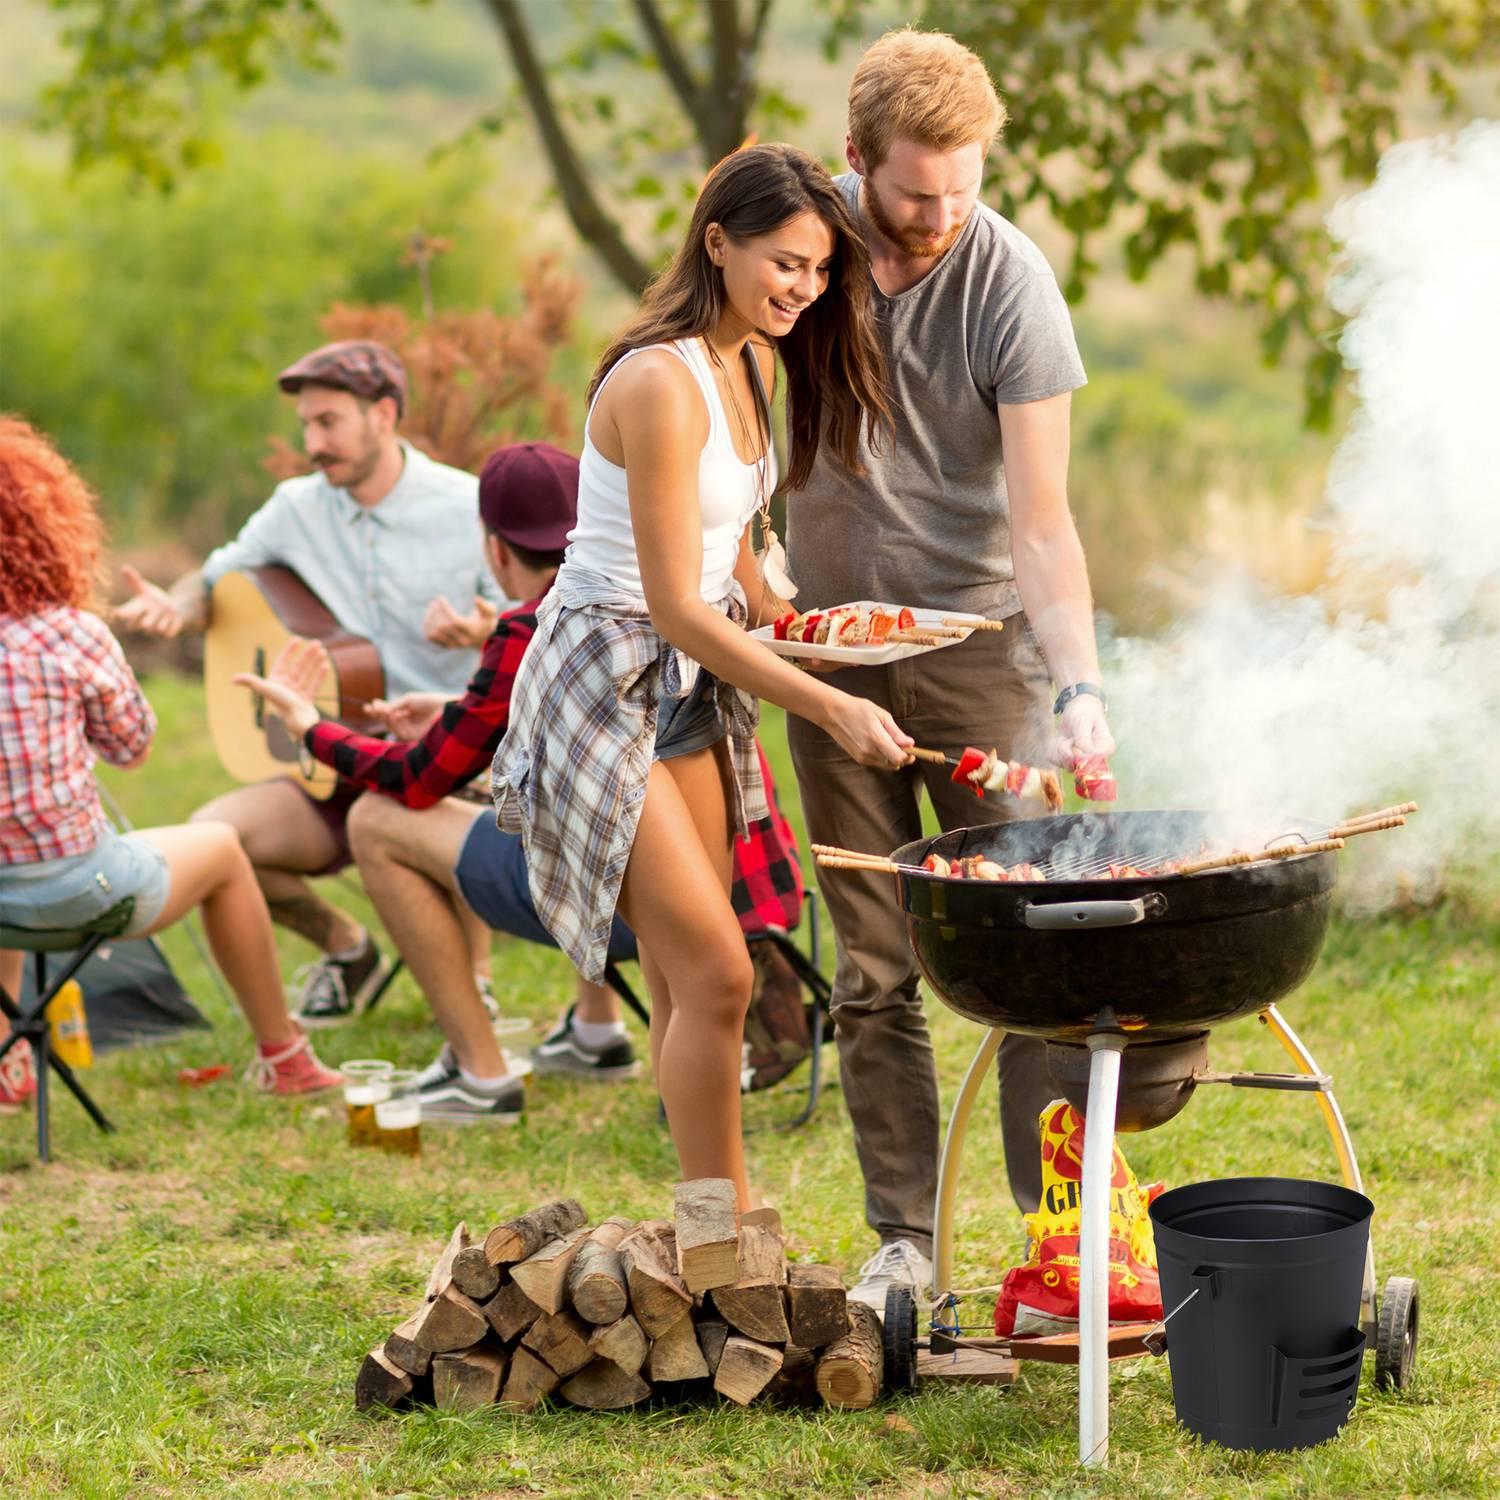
top-left (714, 343), bottom-right (798, 606)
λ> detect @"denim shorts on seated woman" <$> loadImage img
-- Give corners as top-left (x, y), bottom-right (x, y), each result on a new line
top-left (0, 829), bottom-right (171, 937)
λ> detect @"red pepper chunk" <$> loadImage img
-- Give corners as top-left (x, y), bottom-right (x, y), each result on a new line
top-left (950, 746), bottom-right (989, 799)
top-left (773, 611), bottom-right (797, 641)
top-left (1073, 752), bottom-right (1118, 802)
top-left (897, 607), bottom-right (917, 631)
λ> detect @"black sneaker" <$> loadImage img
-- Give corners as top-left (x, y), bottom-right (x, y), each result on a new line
top-left (413, 1043), bottom-right (524, 1125)
top-left (293, 936), bottom-right (392, 1029)
top-left (532, 1006), bottom-right (639, 1081)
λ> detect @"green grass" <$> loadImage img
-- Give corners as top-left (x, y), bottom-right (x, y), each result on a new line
top-left (2, 674), bottom-right (1497, 1498)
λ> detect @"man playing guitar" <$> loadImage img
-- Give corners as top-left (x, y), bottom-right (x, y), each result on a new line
top-left (115, 340), bottom-right (506, 1024)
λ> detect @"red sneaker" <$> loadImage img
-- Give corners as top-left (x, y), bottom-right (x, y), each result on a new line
top-left (0, 1039), bottom-right (36, 1113)
top-left (246, 1029), bottom-right (343, 1097)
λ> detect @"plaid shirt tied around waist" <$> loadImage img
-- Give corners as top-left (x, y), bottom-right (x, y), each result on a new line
top-left (491, 563), bottom-right (767, 982)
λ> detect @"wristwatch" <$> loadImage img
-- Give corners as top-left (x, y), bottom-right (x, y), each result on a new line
top-left (1053, 682), bottom-right (1108, 716)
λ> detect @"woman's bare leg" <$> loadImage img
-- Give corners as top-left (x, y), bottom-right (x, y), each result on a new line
top-left (134, 824), bottom-right (296, 1048)
top-left (617, 748), bottom-right (750, 1207)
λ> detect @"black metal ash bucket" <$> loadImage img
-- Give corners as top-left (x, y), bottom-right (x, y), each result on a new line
top-left (1149, 1177), bottom-right (1373, 1451)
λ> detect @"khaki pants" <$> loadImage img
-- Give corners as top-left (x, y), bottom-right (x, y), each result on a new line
top-left (787, 621), bottom-right (1059, 1255)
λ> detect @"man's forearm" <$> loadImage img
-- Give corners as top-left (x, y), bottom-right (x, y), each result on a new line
top-left (168, 569), bottom-right (210, 632)
top-left (1013, 521), bottom-right (1103, 690)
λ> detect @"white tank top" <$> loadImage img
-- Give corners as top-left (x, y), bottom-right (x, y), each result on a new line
top-left (568, 337), bottom-right (775, 601)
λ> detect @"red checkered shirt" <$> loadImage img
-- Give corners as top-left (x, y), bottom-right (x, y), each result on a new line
top-left (305, 594), bottom-right (541, 812)
top-left (303, 590), bottom-right (803, 936)
top-left (0, 609), bottom-right (156, 864)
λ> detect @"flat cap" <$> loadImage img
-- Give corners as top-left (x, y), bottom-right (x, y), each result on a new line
top-left (277, 340), bottom-right (408, 416)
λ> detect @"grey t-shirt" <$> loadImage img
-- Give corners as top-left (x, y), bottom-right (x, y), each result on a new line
top-left (787, 174), bottom-right (1086, 618)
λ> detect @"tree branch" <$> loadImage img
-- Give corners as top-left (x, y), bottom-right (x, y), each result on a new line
top-left (630, 0), bottom-right (713, 155)
top-left (703, 0), bottom-right (755, 160)
top-left (485, 0), bottom-right (651, 295)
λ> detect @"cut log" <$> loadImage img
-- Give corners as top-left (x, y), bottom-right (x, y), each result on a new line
top-left (766, 1344), bottom-right (820, 1407)
top-left (499, 1345), bottom-right (562, 1412)
top-left (560, 1358), bottom-right (652, 1410)
top-left (522, 1308), bottom-right (594, 1378)
top-left (384, 1313), bottom-right (432, 1377)
top-left (784, 1263), bottom-right (848, 1349)
top-left (814, 1301), bottom-right (882, 1409)
top-left (713, 1225), bottom-right (790, 1344)
top-left (510, 1228), bottom-right (588, 1315)
top-left (432, 1346), bottom-right (508, 1410)
top-left (426, 1222), bottom-right (470, 1300)
top-left (618, 1221), bottom-right (692, 1338)
top-left (588, 1314), bottom-right (648, 1377)
top-left (483, 1199), bottom-right (586, 1266)
top-left (673, 1178), bottom-right (740, 1292)
top-left (356, 1346), bottom-right (415, 1411)
top-left (450, 1244), bottom-right (502, 1302)
top-left (411, 1287), bottom-right (489, 1356)
top-left (713, 1336), bottom-right (784, 1406)
top-left (647, 1312), bottom-right (709, 1383)
top-left (483, 1278), bottom-right (543, 1343)
top-left (694, 1317), bottom-right (730, 1377)
top-left (567, 1218), bottom-right (634, 1325)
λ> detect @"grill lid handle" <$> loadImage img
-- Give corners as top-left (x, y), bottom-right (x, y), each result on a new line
top-left (1021, 895), bottom-right (1166, 930)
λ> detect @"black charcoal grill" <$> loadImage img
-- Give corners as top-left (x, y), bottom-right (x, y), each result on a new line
top-left (877, 810), bottom-right (1418, 1468)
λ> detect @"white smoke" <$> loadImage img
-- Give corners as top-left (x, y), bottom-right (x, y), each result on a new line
top-left (1103, 121), bottom-right (1500, 909)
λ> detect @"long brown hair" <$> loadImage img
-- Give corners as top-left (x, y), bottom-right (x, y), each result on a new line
top-left (0, 416), bottom-right (105, 615)
top-left (589, 143), bottom-right (890, 489)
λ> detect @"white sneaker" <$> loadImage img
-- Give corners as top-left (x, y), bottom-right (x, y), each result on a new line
top-left (848, 1238), bottom-right (933, 1318)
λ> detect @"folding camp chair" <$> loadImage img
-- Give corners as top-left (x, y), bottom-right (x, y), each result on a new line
top-left (0, 902), bottom-right (129, 1161)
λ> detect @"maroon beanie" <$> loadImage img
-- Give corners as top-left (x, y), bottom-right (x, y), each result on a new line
top-left (478, 442), bottom-right (578, 552)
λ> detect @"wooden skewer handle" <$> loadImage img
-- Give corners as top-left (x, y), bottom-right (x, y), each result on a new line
top-left (815, 854), bottom-right (901, 873)
top-left (907, 746), bottom-right (955, 766)
top-left (887, 630), bottom-right (946, 646)
top-left (1177, 850), bottom-right (1258, 877)
top-left (811, 842), bottom-right (889, 860)
top-left (1264, 838), bottom-right (1345, 860)
top-left (1339, 801), bottom-right (1418, 825)
top-left (943, 617), bottom-right (1005, 633)
top-left (1326, 815), bottom-right (1406, 838)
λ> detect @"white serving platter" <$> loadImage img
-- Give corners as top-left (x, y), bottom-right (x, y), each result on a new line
top-left (751, 601), bottom-right (989, 666)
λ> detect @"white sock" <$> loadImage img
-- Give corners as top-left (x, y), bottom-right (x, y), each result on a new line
top-left (458, 1064), bottom-right (511, 1093)
top-left (330, 932), bottom-right (369, 962)
top-left (572, 1017), bottom-right (627, 1049)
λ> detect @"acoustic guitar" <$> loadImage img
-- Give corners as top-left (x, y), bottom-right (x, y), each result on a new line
top-left (203, 567), bottom-right (384, 800)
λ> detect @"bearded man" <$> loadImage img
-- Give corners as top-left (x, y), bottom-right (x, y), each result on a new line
top-left (116, 341), bottom-right (505, 1024)
top-left (785, 28), bottom-right (1117, 1313)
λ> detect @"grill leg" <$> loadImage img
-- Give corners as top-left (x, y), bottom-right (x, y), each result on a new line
top-left (932, 1026), bottom-right (1004, 1297)
top-left (1079, 1027), bottom-right (1127, 1470)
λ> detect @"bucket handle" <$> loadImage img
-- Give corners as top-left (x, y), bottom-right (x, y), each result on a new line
top-left (1142, 1268), bottom-right (1221, 1356)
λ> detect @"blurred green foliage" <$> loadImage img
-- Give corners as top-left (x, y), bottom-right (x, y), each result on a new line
top-left (0, 129), bottom-right (593, 540)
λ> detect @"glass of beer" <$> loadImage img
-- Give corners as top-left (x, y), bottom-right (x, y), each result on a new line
top-left (374, 1068), bottom-right (422, 1157)
top-left (342, 1059), bottom-right (393, 1148)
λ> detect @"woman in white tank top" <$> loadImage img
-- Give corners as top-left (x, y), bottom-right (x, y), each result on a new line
top-left (494, 145), bottom-right (911, 1213)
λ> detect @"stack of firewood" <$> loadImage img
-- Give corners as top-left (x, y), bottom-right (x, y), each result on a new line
top-left (356, 1184), bottom-right (883, 1414)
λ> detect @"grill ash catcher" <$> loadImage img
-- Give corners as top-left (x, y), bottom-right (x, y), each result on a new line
top-left (874, 809), bottom-right (1419, 1468)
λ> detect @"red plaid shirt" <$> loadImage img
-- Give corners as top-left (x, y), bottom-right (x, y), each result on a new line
top-left (303, 590), bottom-right (803, 935)
top-left (306, 595), bottom-right (540, 811)
top-left (1, 609), bottom-right (156, 864)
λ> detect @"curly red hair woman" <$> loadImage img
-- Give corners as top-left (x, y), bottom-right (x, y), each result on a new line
top-left (0, 417), bottom-right (341, 1108)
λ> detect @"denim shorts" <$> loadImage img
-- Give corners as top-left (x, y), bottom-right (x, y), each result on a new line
top-left (653, 667), bottom-right (725, 761)
top-left (453, 811), bottom-right (638, 965)
top-left (0, 829), bottom-right (171, 938)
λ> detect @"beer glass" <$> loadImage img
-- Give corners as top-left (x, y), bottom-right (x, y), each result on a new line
top-left (342, 1059), bottom-right (393, 1148)
top-left (374, 1068), bottom-right (422, 1157)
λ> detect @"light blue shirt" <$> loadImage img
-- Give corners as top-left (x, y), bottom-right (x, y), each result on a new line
top-left (201, 443), bottom-right (507, 698)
